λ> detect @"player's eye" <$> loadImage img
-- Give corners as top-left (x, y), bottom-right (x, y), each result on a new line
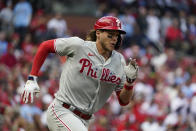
top-left (107, 34), bottom-right (113, 39)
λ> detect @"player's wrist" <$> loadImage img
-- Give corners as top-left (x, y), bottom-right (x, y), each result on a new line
top-left (28, 75), bottom-right (38, 81)
top-left (124, 82), bottom-right (134, 90)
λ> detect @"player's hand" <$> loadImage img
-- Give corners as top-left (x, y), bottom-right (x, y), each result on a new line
top-left (124, 58), bottom-right (139, 84)
top-left (21, 75), bottom-right (40, 103)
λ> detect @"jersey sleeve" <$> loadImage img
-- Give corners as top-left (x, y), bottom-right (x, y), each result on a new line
top-left (54, 37), bottom-right (84, 56)
top-left (115, 54), bottom-right (126, 92)
top-left (30, 40), bottom-right (55, 76)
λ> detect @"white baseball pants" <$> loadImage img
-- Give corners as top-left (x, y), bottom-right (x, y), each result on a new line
top-left (46, 99), bottom-right (93, 131)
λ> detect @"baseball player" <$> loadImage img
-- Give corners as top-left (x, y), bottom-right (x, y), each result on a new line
top-left (21, 16), bottom-right (139, 131)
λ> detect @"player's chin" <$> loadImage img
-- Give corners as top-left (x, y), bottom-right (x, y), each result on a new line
top-left (109, 45), bottom-right (115, 51)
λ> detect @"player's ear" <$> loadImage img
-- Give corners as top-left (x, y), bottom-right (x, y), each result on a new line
top-left (96, 30), bottom-right (101, 39)
top-left (96, 30), bottom-right (101, 35)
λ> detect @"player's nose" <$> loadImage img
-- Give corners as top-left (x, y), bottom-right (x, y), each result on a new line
top-left (112, 36), bottom-right (118, 43)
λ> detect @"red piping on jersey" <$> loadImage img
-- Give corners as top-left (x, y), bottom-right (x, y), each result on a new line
top-left (52, 104), bottom-right (72, 131)
top-left (30, 40), bottom-right (55, 76)
top-left (116, 90), bottom-right (129, 106)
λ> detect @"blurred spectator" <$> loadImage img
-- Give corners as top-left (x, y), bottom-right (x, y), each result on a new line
top-left (189, 0), bottom-right (196, 14)
top-left (179, 10), bottom-right (188, 36)
top-left (146, 8), bottom-right (161, 52)
top-left (0, 31), bottom-right (8, 56)
top-left (21, 33), bottom-right (37, 63)
top-left (0, 1), bottom-right (13, 34)
top-left (141, 116), bottom-right (166, 131)
top-left (165, 18), bottom-right (183, 50)
top-left (170, 90), bottom-right (189, 115)
top-left (186, 15), bottom-right (196, 55)
top-left (116, 109), bottom-right (140, 131)
top-left (181, 79), bottom-right (193, 99)
top-left (2, 106), bottom-right (28, 131)
top-left (160, 10), bottom-right (172, 38)
top-left (119, 8), bottom-right (136, 48)
top-left (146, 9), bottom-right (160, 44)
top-left (0, 0), bottom-right (6, 10)
top-left (163, 112), bottom-right (179, 129)
top-left (165, 48), bottom-right (178, 71)
top-left (0, 44), bottom-right (17, 68)
top-left (190, 93), bottom-right (196, 130)
top-left (137, 6), bottom-right (148, 34)
top-left (13, 0), bottom-right (32, 48)
top-left (140, 99), bottom-right (159, 117)
top-left (95, 3), bottom-right (107, 17)
top-left (20, 103), bottom-right (42, 123)
top-left (47, 12), bottom-right (68, 38)
top-left (30, 9), bottom-right (47, 43)
top-left (187, 15), bottom-right (196, 40)
top-left (173, 0), bottom-right (189, 12)
top-left (122, 44), bottom-right (142, 63)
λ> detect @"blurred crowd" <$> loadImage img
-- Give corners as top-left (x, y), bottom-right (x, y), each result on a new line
top-left (0, 0), bottom-right (196, 131)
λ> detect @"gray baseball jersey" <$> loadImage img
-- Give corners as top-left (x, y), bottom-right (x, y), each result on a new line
top-left (54, 37), bottom-right (126, 114)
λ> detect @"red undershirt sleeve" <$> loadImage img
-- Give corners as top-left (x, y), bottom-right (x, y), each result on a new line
top-left (115, 89), bottom-right (130, 106)
top-left (30, 40), bottom-right (56, 76)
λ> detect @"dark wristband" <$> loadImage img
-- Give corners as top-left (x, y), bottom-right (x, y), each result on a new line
top-left (126, 77), bottom-right (136, 84)
top-left (124, 84), bottom-right (134, 90)
top-left (28, 76), bottom-right (37, 81)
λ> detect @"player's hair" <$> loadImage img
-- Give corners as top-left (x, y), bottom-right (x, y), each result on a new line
top-left (86, 29), bottom-right (122, 50)
top-left (86, 30), bottom-right (96, 41)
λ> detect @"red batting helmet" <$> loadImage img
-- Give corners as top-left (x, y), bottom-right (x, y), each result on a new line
top-left (94, 16), bottom-right (126, 34)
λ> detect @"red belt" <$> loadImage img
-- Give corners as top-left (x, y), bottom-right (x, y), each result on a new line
top-left (62, 103), bottom-right (91, 120)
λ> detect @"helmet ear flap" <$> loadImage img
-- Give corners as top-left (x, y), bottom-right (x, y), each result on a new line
top-left (115, 35), bottom-right (122, 50)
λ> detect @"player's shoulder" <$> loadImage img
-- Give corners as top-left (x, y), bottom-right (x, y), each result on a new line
top-left (112, 50), bottom-right (124, 58)
top-left (71, 37), bottom-right (85, 45)
top-left (70, 36), bottom-right (84, 42)
top-left (55, 36), bottom-right (84, 45)
top-left (83, 40), bottom-right (96, 47)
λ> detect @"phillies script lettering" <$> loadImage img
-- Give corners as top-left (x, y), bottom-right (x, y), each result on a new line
top-left (79, 58), bottom-right (121, 85)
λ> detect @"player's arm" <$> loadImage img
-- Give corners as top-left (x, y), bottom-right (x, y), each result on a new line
top-left (116, 82), bottom-right (135, 106)
top-left (27, 37), bottom-right (83, 77)
top-left (21, 37), bottom-right (83, 103)
top-left (30, 40), bottom-right (56, 76)
top-left (21, 40), bottom-right (56, 103)
top-left (116, 59), bottom-right (138, 106)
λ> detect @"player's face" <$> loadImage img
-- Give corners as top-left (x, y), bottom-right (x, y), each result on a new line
top-left (97, 30), bottom-right (119, 52)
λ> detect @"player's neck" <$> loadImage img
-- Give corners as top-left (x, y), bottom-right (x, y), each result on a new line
top-left (96, 42), bottom-right (112, 60)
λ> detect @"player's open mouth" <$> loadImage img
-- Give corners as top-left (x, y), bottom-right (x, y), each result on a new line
top-left (111, 43), bottom-right (115, 47)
